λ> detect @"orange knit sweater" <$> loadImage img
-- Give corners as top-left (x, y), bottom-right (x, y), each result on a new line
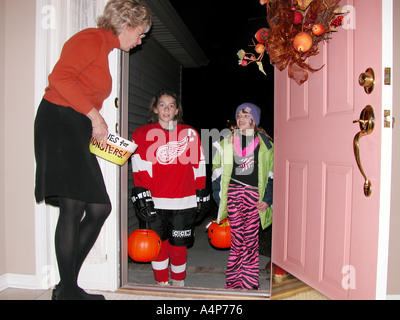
top-left (43, 28), bottom-right (120, 115)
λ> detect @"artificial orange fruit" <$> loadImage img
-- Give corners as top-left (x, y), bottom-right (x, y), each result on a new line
top-left (312, 23), bottom-right (324, 36)
top-left (255, 43), bottom-right (266, 54)
top-left (293, 32), bottom-right (313, 52)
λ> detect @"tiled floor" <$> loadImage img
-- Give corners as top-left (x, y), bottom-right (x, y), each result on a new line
top-left (0, 288), bottom-right (53, 300)
top-left (0, 285), bottom-right (329, 300)
top-left (0, 287), bottom-right (199, 300)
top-left (0, 219), bottom-right (272, 300)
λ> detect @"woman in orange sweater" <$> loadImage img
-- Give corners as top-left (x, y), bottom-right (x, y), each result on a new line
top-left (34, 0), bottom-right (152, 300)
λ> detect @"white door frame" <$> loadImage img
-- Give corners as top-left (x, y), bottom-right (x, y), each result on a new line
top-left (376, 0), bottom-right (393, 300)
top-left (34, 0), bottom-right (121, 292)
top-left (119, 52), bottom-right (130, 287)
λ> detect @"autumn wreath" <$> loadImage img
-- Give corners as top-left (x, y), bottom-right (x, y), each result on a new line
top-left (238, 0), bottom-right (347, 85)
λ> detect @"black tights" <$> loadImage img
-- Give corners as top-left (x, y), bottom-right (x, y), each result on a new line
top-left (55, 197), bottom-right (111, 299)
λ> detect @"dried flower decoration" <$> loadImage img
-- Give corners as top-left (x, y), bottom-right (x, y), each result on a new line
top-left (238, 0), bottom-right (348, 85)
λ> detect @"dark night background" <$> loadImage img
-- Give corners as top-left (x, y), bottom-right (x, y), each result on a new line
top-left (169, 0), bottom-right (275, 137)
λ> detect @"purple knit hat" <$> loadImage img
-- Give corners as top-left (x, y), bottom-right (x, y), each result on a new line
top-left (235, 103), bottom-right (261, 126)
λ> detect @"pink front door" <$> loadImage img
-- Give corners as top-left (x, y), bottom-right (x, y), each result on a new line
top-left (272, 0), bottom-right (384, 300)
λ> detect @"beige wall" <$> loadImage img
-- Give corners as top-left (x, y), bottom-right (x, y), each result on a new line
top-left (0, 0), bottom-right (37, 277)
top-left (0, 0), bottom-right (6, 278)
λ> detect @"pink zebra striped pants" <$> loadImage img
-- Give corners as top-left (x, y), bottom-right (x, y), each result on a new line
top-left (225, 183), bottom-right (260, 290)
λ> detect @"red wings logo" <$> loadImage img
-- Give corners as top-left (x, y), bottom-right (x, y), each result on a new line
top-left (156, 129), bottom-right (196, 165)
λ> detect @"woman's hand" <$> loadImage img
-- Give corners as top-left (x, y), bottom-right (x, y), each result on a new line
top-left (92, 121), bottom-right (108, 149)
top-left (87, 108), bottom-right (108, 148)
top-left (256, 201), bottom-right (268, 212)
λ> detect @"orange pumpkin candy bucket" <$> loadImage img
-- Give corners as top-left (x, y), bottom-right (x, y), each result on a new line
top-left (128, 229), bottom-right (161, 262)
top-left (207, 218), bottom-right (231, 249)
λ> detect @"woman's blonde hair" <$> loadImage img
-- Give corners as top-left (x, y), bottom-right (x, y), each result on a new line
top-left (97, 0), bottom-right (152, 35)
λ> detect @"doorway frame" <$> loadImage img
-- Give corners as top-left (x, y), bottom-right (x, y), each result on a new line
top-left (375, 0), bottom-right (393, 300)
top-left (117, 54), bottom-right (272, 300)
top-left (118, 0), bottom-right (396, 300)
top-left (119, 51), bottom-right (130, 288)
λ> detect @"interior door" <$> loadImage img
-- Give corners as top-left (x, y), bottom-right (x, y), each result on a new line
top-left (272, 0), bottom-right (391, 300)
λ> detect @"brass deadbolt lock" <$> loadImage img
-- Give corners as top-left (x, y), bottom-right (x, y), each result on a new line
top-left (359, 68), bottom-right (375, 94)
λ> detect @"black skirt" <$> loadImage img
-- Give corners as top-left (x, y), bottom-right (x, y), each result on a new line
top-left (34, 99), bottom-right (110, 207)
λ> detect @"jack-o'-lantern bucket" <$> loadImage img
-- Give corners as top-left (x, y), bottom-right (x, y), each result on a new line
top-left (207, 218), bottom-right (231, 249)
top-left (128, 229), bottom-right (162, 262)
top-left (89, 132), bottom-right (137, 166)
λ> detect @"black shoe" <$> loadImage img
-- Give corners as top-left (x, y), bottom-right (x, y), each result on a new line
top-left (80, 290), bottom-right (106, 300)
top-left (56, 288), bottom-right (105, 300)
top-left (51, 284), bottom-right (61, 300)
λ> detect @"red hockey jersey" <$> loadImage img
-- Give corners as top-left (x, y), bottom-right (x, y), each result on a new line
top-left (131, 123), bottom-right (206, 210)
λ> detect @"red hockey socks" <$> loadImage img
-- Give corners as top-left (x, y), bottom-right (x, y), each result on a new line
top-left (151, 240), bottom-right (169, 282)
top-left (151, 240), bottom-right (187, 282)
top-left (169, 243), bottom-right (187, 281)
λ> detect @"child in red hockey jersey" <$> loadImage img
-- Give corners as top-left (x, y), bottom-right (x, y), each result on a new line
top-left (131, 90), bottom-right (207, 286)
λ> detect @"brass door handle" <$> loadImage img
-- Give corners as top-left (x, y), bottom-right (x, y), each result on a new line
top-left (353, 105), bottom-right (375, 197)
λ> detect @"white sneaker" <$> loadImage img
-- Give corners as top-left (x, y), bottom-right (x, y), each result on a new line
top-left (156, 281), bottom-right (170, 286)
top-left (171, 279), bottom-right (185, 287)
